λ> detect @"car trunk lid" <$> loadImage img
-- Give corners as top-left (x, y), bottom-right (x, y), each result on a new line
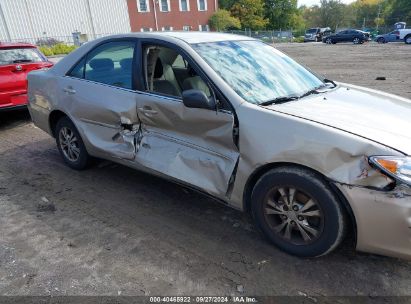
top-left (0, 61), bottom-right (53, 106)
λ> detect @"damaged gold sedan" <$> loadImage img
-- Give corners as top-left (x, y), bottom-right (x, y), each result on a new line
top-left (28, 32), bottom-right (411, 259)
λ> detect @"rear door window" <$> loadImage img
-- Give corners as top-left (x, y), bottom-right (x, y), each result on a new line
top-left (0, 48), bottom-right (44, 66)
top-left (68, 41), bottom-right (135, 90)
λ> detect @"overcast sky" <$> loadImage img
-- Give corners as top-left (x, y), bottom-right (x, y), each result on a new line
top-left (298, 0), bottom-right (355, 7)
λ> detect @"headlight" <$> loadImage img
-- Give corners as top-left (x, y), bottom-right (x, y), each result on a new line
top-left (369, 156), bottom-right (411, 185)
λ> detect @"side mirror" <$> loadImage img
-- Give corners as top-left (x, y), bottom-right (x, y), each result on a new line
top-left (182, 89), bottom-right (215, 110)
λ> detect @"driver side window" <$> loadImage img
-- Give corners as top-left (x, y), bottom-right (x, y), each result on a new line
top-left (143, 45), bottom-right (211, 99)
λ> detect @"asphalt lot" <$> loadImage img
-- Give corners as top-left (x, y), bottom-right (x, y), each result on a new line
top-left (1, 42), bottom-right (411, 297)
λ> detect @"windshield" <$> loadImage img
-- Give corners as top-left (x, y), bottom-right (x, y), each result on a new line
top-left (191, 40), bottom-right (324, 105)
top-left (0, 48), bottom-right (44, 66)
top-left (306, 29), bottom-right (318, 33)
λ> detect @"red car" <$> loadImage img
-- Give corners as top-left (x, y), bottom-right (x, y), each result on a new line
top-left (0, 42), bottom-right (53, 111)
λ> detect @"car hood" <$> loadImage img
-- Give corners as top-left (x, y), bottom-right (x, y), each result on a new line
top-left (265, 83), bottom-right (411, 155)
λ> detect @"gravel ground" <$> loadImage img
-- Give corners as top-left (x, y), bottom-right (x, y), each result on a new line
top-left (275, 42), bottom-right (411, 100)
top-left (1, 42), bottom-right (410, 298)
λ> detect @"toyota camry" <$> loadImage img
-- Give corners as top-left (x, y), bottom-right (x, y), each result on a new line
top-left (28, 32), bottom-right (411, 259)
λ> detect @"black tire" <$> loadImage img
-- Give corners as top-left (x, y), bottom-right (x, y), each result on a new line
top-left (251, 166), bottom-right (346, 258)
top-left (377, 37), bottom-right (385, 44)
top-left (353, 37), bottom-right (361, 44)
top-left (405, 35), bottom-right (411, 44)
top-left (55, 116), bottom-right (92, 170)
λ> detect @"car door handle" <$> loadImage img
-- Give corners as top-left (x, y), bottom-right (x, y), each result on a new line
top-left (139, 107), bottom-right (158, 116)
top-left (63, 87), bottom-right (76, 94)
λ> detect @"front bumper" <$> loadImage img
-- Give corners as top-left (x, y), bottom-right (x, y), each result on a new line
top-left (304, 37), bottom-right (317, 42)
top-left (337, 184), bottom-right (411, 259)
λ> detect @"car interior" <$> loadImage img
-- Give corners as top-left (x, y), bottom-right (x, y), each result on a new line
top-left (69, 42), bottom-right (214, 104)
top-left (144, 45), bottom-right (211, 98)
top-left (67, 42), bottom-right (136, 89)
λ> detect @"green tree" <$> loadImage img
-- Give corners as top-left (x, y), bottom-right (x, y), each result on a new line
top-left (209, 9), bottom-right (241, 31)
top-left (350, 0), bottom-right (383, 28)
top-left (300, 5), bottom-right (322, 28)
top-left (318, 0), bottom-right (346, 31)
top-left (219, 0), bottom-right (238, 10)
top-left (264, 0), bottom-right (299, 29)
top-left (230, 0), bottom-right (269, 30)
top-left (383, 0), bottom-right (411, 25)
top-left (290, 12), bottom-right (306, 32)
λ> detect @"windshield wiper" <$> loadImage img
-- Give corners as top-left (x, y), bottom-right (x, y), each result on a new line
top-left (260, 81), bottom-right (337, 107)
top-left (298, 82), bottom-right (335, 99)
top-left (259, 95), bottom-right (299, 106)
top-left (324, 78), bottom-right (337, 88)
top-left (13, 59), bottom-right (33, 63)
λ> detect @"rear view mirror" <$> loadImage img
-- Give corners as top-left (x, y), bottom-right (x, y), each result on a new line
top-left (182, 89), bottom-right (215, 110)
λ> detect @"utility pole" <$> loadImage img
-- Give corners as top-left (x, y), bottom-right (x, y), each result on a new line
top-left (85, 0), bottom-right (97, 39)
top-left (153, 0), bottom-right (159, 31)
top-left (376, 3), bottom-right (382, 31)
top-left (0, 1), bottom-right (11, 41)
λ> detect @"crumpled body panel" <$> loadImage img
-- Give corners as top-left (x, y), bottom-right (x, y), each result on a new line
top-left (337, 184), bottom-right (411, 259)
top-left (229, 102), bottom-right (403, 209)
top-left (60, 77), bottom-right (141, 161)
top-left (135, 93), bottom-right (239, 198)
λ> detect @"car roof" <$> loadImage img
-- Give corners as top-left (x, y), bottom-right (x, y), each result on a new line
top-left (0, 42), bottom-right (36, 49)
top-left (105, 31), bottom-right (254, 44)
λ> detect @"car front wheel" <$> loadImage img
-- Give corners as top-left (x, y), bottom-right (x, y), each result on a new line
top-left (55, 116), bottom-right (92, 170)
top-left (325, 38), bottom-right (333, 44)
top-left (251, 167), bottom-right (346, 257)
top-left (353, 37), bottom-right (361, 44)
top-left (377, 37), bottom-right (385, 44)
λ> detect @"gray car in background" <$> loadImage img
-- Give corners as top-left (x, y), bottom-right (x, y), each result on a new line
top-left (304, 27), bottom-right (332, 42)
top-left (28, 32), bottom-right (411, 260)
top-left (375, 30), bottom-right (401, 43)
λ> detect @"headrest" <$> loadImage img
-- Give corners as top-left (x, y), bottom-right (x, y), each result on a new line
top-left (120, 58), bottom-right (133, 70)
top-left (154, 58), bottom-right (163, 78)
top-left (89, 58), bottom-right (114, 71)
top-left (187, 64), bottom-right (197, 77)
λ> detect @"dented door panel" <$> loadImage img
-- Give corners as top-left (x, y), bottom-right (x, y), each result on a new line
top-left (135, 92), bottom-right (239, 198)
top-left (62, 77), bottom-right (140, 160)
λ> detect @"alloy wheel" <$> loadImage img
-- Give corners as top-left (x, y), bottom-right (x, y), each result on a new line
top-left (263, 186), bottom-right (324, 245)
top-left (353, 38), bottom-right (360, 44)
top-left (326, 38), bottom-right (332, 44)
top-left (59, 127), bottom-right (80, 162)
top-left (406, 36), bottom-right (411, 44)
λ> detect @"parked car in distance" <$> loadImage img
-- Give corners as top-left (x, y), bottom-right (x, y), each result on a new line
top-left (323, 29), bottom-right (370, 44)
top-left (399, 28), bottom-right (411, 44)
top-left (0, 42), bottom-right (53, 111)
top-left (304, 27), bottom-right (332, 42)
top-left (375, 30), bottom-right (401, 43)
top-left (28, 32), bottom-right (411, 260)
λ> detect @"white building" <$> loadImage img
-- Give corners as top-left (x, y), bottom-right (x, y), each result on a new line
top-left (0, 0), bottom-right (131, 43)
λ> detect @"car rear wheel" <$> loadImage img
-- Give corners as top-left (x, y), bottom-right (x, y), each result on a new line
top-left (325, 38), bottom-right (333, 44)
top-left (377, 37), bottom-right (385, 44)
top-left (251, 167), bottom-right (346, 257)
top-left (405, 35), bottom-right (411, 44)
top-left (55, 116), bottom-right (92, 170)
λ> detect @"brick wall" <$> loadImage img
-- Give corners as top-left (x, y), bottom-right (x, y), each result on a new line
top-left (126, 0), bottom-right (217, 32)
